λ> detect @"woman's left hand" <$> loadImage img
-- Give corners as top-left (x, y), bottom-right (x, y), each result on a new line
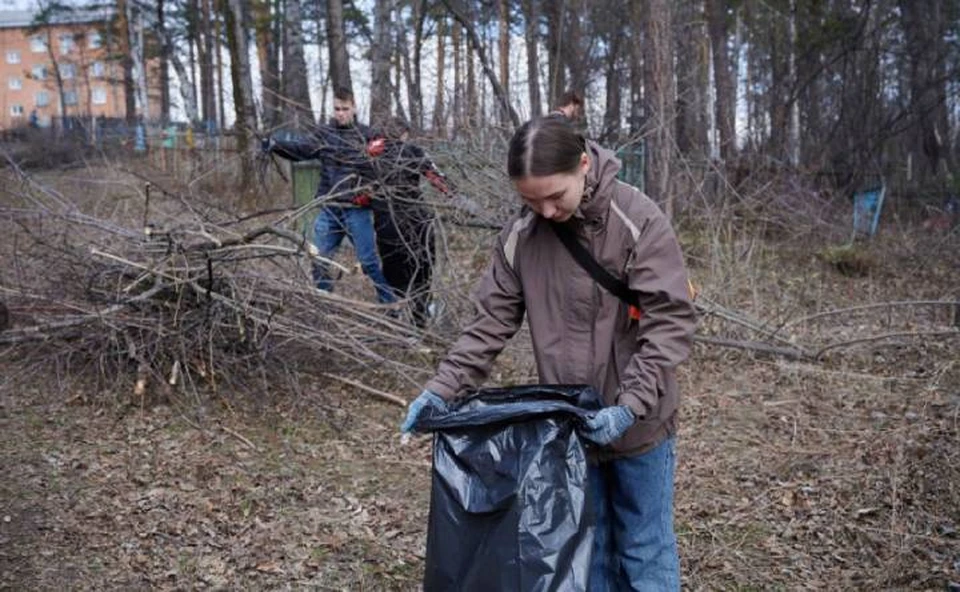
top-left (581, 406), bottom-right (635, 445)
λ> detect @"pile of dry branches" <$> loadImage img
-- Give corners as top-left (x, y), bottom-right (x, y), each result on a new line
top-left (0, 157), bottom-right (480, 406)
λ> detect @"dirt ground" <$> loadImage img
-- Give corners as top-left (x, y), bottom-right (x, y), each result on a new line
top-left (1, 164), bottom-right (959, 590)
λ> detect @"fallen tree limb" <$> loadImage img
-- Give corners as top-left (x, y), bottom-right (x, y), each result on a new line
top-left (783, 300), bottom-right (960, 329)
top-left (813, 329), bottom-right (960, 359)
top-left (694, 335), bottom-right (809, 360)
top-left (320, 372), bottom-right (408, 407)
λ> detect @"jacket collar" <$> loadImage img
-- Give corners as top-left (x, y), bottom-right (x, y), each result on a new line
top-left (573, 141), bottom-right (620, 223)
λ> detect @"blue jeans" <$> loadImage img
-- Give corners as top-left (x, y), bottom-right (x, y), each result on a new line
top-left (312, 206), bottom-right (396, 304)
top-left (588, 437), bottom-right (680, 591)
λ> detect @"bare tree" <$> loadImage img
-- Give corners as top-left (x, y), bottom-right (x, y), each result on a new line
top-left (252, 0), bottom-right (281, 128)
top-left (369, 0), bottom-right (393, 127)
top-left (116, 0), bottom-right (136, 123)
top-left (224, 0), bottom-right (257, 196)
top-left (899, 0), bottom-right (952, 181)
top-left (452, 19), bottom-right (463, 130)
top-left (325, 0), bottom-right (353, 93)
top-left (497, 0), bottom-right (510, 127)
top-left (199, 0), bottom-right (216, 125)
top-left (675, 0), bottom-right (709, 159)
top-left (156, 0), bottom-right (170, 123)
top-left (432, 14), bottom-right (447, 135)
top-left (440, 0), bottom-right (519, 128)
top-left (281, 0), bottom-right (314, 127)
top-left (544, 0), bottom-right (565, 106)
top-left (642, 0), bottom-right (676, 216)
top-left (520, 0), bottom-right (541, 118)
top-left (706, 0), bottom-right (735, 162)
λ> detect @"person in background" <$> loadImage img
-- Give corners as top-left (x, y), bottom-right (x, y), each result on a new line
top-left (549, 89), bottom-right (585, 123)
top-left (370, 117), bottom-right (457, 327)
top-left (401, 116), bottom-right (697, 590)
top-left (263, 88), bottom-right (395, 305)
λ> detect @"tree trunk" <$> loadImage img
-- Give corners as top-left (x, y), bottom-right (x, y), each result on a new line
top-left (544, 0), bottom-right (565, 105)
top-left (408, 0), bottom-right (426, 131)
top-left (369, 0), bottom-right (393, 128)
top-left (157, 0), bottom-right (170, 123)
top-left (224, 0), bottom-right (257, 198)
top-left (215, 8), bottom-right (226, 130)
top-left (168, 48), bottom-right (199, 123)
top-left (432, 15), bottom-right (446, 136)
top-left (706, 0), bottom-right (735, 161)
top-left (325, 0), bottom-right (353, 93)
top-left (561, 0), bottom-right (586, 97)
top-left (199, 0), bottom-right (216, 125)
top-left (643, 0), bottom-right (676, 216)
top-left (786, 0), bottom-right (800, 167)
top-left (520, 0), bottom-right (541, 119)
top-left (116, 0), bottom-right (136, 123)
top-left (497, 0), bottom-right (510, 127)
top-left (252, 1), bottom-right (277, 128)
top-left (628, 2), bottom-right (643, 135)
top-left (466, 14), bottom-right (477, 129)
top-left (675, 0), bottom-right (709, 159)
top-left (281, 0), bottom-right (313, 127)
top-left (452, 20), bottom-right (463, 131)
top-left (601, 22), bottom-right (622, 144)
top-left (899, 0), bottom-right (951, 181)
top-left (392, 44), bottom-right (408, 123)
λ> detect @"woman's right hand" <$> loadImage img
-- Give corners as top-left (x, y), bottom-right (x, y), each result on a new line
top-left (400, 390), bottom-right (447, 433)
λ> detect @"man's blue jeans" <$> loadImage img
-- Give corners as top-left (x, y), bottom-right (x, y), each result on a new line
top-left (312, 206), bottom-right (396, 304)
top-left (588, 436), bottom-right (680, 591)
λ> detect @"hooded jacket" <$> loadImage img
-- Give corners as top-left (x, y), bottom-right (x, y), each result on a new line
top-left (424, 141), bottom-right (697, 459)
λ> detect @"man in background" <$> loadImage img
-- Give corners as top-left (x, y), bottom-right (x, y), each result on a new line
top-left (263, 88), bottom-right (396, 305)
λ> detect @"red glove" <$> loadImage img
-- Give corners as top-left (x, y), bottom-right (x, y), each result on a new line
top-left (367, 137), bottom-right (385, 157)
top-left (352, 193), bottom-right (372, 207)
top-left (424, 170), bottom-right (451, 194)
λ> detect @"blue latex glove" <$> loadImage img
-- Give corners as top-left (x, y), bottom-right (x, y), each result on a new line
top-left (400, 390), bottom-right (447, 433)
top-left (581, 406), bottom-right (636, 445)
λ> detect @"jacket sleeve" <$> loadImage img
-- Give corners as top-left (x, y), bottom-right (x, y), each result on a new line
top-left (424, 231), bottom-right (526, 400)
top-left (268, 130), bottom-right (326, 162)
top-left (616, 208), bottom-right (698, 418)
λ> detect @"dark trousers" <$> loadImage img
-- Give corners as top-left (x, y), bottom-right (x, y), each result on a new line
top-left (374, 203), bottom-right (435, 327)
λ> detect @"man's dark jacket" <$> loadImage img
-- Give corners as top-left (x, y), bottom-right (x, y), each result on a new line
top-left (270, 121), bottom-right (377, 205)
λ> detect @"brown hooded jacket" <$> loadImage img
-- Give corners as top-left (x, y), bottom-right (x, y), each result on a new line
top-left (425, 142), bottom-right (697, 459)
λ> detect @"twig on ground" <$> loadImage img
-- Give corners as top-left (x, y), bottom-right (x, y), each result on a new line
top-left (321, 372), bottom-right (409, 407)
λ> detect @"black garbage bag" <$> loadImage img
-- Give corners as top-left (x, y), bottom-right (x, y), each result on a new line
top-left (413, 384), bottom-right (603, 592)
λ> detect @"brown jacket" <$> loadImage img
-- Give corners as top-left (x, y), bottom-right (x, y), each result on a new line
top-left (425, 142), bottom-right (697, 459)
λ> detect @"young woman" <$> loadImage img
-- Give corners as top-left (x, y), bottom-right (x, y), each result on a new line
top-left (402, 116), bottom-right (697, 590)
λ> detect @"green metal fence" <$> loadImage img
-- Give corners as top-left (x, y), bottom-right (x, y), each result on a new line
top-left (616, 142), bottom-right (645, 193)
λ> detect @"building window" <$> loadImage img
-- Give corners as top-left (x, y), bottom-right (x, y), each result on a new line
top-left (6, 51), bottom-right (20, 64)
top-left (35, 91), bottom-right (49, 107)
top-left (59, 63), bottom-right (76, 79)
top-left (30, 35), bottom-right (47, 53)
top-left (10, 105), bottom-right (24, 117)
top-left (92, 87), bottom-right (107, 105)
top-left (91, 61), bottom-right (105, 78)
top-left (63, 90), bottom-right (78, 106)
top-left (58, 33), bottom-right (75, 54)
top-left (31, 65), bottom-right (46, 80)
top-left (8, 77), bottom-right (22, 90)
top-left (88, 31), bottom-right (102, 49)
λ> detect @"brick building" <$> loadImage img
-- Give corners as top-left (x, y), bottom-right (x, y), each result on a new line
top-left (0, 7), bottom-right (159, 130)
